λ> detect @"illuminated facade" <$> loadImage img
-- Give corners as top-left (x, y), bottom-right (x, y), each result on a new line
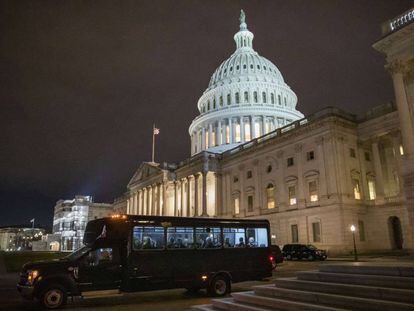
top-left (0, 227), bottom-right (46, 251)
top-left (52, 195), bottom-right (113, 251)
top-left (124, 10), bottom-right (414, 254)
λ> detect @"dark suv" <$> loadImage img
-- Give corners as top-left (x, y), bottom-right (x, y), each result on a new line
top-left (282, 244), bottom-right (327, 261)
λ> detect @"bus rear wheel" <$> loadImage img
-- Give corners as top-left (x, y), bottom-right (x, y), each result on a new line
top-left (208, 275), bottom-right (230, 297)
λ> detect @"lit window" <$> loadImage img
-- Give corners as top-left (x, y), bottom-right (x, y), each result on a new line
top-left (246, 227), bottom-right (268, 247)
top-left (133, 226), bottom-right (165, 250)
top-left (266, 184), bottom-right (275, 209)
top-left (312, 222), bottom-right (321, 243)
top-left (368, 179), bottom-right (376, 200)
top-left (244, 91), bottom-right (249, 102)
top-left (167, 227), bottom-right (194, 249)
top-left (211, 131), bottom-right (216, 147)
top-left (288, 186), bottom-right (297, 205)
top-left (262, 92), bottom-right (267, 103)
top-left (247, 195), bottom-right (254, 212)
top-left (307, 151), bottom-right (315, 161)
top-left (309, 181), bottom-right (318, 202)
top-left (234, 198), bottom-right (240, 215)
top-left (353, 178), bottom-right (361, 200)
top-left (287, 157), bottom-right (294, 167)
top-left (350, 148), bottom-right (356, 158)
top-left (245, 122), bottom-right (251, 141)
top-left (235, 92), bottom-right (240, 104)
top-left (235, 123), bottom-right (241, 142)
top-left (400, 145), bottom-right (404, 155)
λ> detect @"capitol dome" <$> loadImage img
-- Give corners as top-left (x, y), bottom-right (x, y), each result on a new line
top-left (189, 10), bottom-right (304, 155)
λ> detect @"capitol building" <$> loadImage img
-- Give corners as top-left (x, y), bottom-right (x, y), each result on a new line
top-left (122, 10), bottom-right (414, 254)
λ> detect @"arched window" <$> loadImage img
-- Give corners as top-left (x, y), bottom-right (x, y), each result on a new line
top-left (207, 100), bottom-right (210, 111)
top-left (271, 93), bottom-right (275, 104)
top-left (254, 91), bottom-right (258, 103)
top-left (266, 184), bottom-right (275, 209)
top-left (262, 92), bottom-right (267, 103)
top-left (278, 95), bottom-right (281, 105)
top-left (244, 91), bottom-right (249, 102)
top-left (235, 92), bottom-right (240, 104)
top-left (213, 98), bottom-right (216, 109)
top-left (219, 96), bottom-right (223, 106)
top-left (227, 93), bottom-right (231, 105)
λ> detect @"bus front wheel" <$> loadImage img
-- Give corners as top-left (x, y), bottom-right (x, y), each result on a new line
top-left (208, 275), bottom-right (230, 297)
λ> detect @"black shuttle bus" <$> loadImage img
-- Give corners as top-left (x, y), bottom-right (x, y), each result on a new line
top-left (17, 215), bottom-right (276, 309)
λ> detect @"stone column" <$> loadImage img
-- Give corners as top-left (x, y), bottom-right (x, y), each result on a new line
top-left (261, 116), bottom-right (266, 136)
top-left (126, 198), bottom-right (130, 214)
top-left (135, 192), bottom-right (139, 214)
top-left (214, 172), bottom-right (221, 216)
top-left (194, 174), bottom-right (199, 216)
top-left (217, 121), bottom-right (222, 146)
top-left (174, 181), bottom-right (177, 216)
top-left (251, 116), bottom-right (256, 139)
top-left (146, 187), bottom-right (151, 215)
top-left (157, 184), bottom-right (161, 215)
top-left (208, 123), bottom-right (213, 148)
top-left (186, 177), bottom-right (191, 217)
top-left (295, 143), bottom-right (305, 208)
top-left (162, 182), bottom-right (167, 216)
top-left (152, 184), bottom-right (156, 215)
top-left (201, 127), bottom-right (206, 150)
top-left (141, 189), bottom-right (146, 215)
top-left (180, 179), bottom-right (184, 217)
top-left (201, 171), bottom-right (208, 216)
top-left (372, 138), bottom-right (385, 200)
top-left (387, 60), bottom-right (414, 158)
top-left (316, 137), bottom-right (328, 199)
top-left (240, 117), bottom-right (245, 143)
top-left (230, 118), bottom-right (235, 143)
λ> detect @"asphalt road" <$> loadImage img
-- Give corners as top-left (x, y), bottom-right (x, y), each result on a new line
top-left (0, 260), bottom-right (324, 311)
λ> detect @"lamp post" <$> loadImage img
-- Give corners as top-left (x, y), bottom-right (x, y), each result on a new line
top-left (350, 225), bottom-right (358, 261)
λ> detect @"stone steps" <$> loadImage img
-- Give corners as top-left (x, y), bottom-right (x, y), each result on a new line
top-left (274, 277), bottom-right (414, 303)
top-left (253, 284), bottom-right (414, 311)
top-left (191, 263), bottom-right (414, 310)
top-left (297, 270), bottom-right (414, 289)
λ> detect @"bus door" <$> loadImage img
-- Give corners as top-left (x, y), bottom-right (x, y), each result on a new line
top-left (77, 246), bottom-right (122, 292)
top-left (129, 226), bottom-right (173, 290)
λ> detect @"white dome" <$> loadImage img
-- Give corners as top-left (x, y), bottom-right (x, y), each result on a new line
top-left (189, 10), bottom-right (304, 155)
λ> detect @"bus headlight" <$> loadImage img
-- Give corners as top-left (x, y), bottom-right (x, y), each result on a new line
top-left (27, 270), bottom-right (39, 285)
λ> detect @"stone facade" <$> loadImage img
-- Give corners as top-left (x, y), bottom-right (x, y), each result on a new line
top-left (123, 10), bottom-right (414, 255)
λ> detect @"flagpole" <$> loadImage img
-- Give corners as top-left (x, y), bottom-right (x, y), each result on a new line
top-left (152, 123), bottom-right (155, 163)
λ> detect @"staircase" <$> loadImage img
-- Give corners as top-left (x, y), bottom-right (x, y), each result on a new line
top-left (192, 263), bottom-right (414, 310)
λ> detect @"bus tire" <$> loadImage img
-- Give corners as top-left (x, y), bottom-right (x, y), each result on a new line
top-left (208, 275), bottom-right (230, 297)
top-left (39, 284), bottom-right (67, 310)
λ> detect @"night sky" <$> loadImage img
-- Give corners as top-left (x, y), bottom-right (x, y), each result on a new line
top-left (1, 0), bottom-right (413, 229)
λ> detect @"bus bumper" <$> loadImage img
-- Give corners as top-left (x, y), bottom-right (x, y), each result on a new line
top-left (17, 284), bottom-right (35, 300)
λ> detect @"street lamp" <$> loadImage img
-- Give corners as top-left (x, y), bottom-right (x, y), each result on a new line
top-left (350, 225), bottom-right (358, 261)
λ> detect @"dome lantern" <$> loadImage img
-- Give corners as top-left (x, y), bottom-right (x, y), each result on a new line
top-left (234, 10), bottom-right (254, 51)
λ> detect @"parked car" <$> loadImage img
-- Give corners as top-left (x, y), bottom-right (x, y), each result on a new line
top-left (282, 244), bottom-right (327, 261)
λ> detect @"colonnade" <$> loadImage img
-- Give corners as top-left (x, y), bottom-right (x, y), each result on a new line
top-left (127, 172), bottom-right (218, 218)
top-left (192, 115), bottom-right (292, 154)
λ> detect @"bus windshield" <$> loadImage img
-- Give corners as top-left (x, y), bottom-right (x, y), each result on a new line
top-left (65, 245), bottom-right (91, 261)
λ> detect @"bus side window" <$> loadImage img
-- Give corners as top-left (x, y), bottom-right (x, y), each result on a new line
top-left (167, 227), bottom-right (194, 249)
top-left (223, 228), bottom-right (246, 248)
top-left (133, 226), bottom-right (165, 250)
top-left (195, 227), bottom-right (221, 249)
top-left (246, 227), bottom-right (268, 248)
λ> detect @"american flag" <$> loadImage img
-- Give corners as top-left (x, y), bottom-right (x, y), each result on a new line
top-left (153, 127), bottom-right (160, 135)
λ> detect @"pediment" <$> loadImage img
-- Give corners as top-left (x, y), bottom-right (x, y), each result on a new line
top-left (127, 162), bottom-right (162, 187)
